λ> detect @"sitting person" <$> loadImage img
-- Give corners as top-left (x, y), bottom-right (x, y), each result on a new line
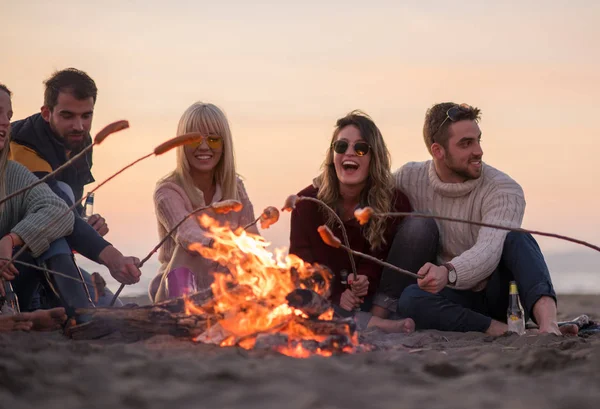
top-left (0, 83), bottom-right (72, 329)
top-left (9, 68), bottom-right (141, 306)
top-left (289, 110), bottom-right (433, 333)
top-left (394, 102), bottom-right (577, 336)
top-left (149, 102), bottom-right (257, 303)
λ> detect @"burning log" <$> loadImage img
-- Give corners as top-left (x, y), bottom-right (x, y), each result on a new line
top-left (67, 305), bottom-right (219, 341)
top-left (285, 289), bottom-right (331, 318)
top-left (67, 289), bottom-right (217, 341)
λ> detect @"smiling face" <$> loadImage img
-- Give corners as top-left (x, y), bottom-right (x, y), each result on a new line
top-left (438, 120), bottom-right (483, 181)
top-left (333, 125), bottom-right (371, 188)
top-left (183, 134), bottom-right (224, 174)
top-left (0, 90), bottom-right (13, 151)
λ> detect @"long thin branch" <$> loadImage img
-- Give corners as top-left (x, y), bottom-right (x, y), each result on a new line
top-left (0, 152), bottom-right (155, 281)
top-left (375, 211), bottom-right (600, 253)
top-left (110, 200), bottom-right (243, 306)
top-left (0, 120), bottom-right (129, 208)
top-left (336, 243), bottom-right (423, 280)
top-left (0, 258), bottom-right (85, 283)
top-left (297, 197), bottom-right (358, 280)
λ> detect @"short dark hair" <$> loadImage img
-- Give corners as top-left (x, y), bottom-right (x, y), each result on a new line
top-left (0, 83), bottom-right (12, 97)
top-left (43, 68), bottom-right (97, 110)
top-left (423, 102), bottom-right (481, 153)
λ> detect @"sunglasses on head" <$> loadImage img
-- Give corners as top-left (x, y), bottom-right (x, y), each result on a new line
top-left (332, 140), bottom-right (371, 156)
top-left (432, 103), bottom-right (474, 141)
top-left (190, 134), bottom-right (224, 150)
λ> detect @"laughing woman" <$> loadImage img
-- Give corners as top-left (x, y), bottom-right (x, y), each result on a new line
top-left (150, 102), bottom-right (257, 303)
top-left (288, 110), bottom-right (417, 332)
top-left (290, 110), bottom-right (438, 333)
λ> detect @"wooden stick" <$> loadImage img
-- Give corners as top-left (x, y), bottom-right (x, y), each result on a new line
top-left (0, 120), bottom-right (129, 208)
top-left (0, 257), bottom-right (85, 283)
top-left (374, 211), bottom-right (600, 253)
top-left (109, 199), bottom-right (243, 306)
top-left (317, 224), bottom-right (425, 281)
top-left (284, 196), bottom-right (358, 280)
top-left (0, 132), bottom-right (206, 290)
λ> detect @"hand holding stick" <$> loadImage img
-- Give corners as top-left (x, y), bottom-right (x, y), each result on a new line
top-left (0, 133), bottom-right (207, 291)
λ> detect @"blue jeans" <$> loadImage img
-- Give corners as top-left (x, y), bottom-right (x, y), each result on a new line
top-left (373, 217), bottom-right (439, 313)
top-left (397, 232), bottom-right (556, 332)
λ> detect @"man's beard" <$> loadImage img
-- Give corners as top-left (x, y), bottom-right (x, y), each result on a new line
top-left (64, 134), bottom-right (87, 153)
top-left (49, 121), bottom-right (87, 153)
top-left (445, 153), bottom-right (482, 181)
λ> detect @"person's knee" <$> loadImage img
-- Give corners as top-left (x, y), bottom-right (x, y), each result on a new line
top-left (398, 217), bottom-right (438, 238)
top-left (503, 232), bottom-right (541, 255)
top-left (397, 284), bottom-right (428, 317)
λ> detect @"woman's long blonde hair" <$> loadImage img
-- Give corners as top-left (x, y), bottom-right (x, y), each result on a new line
top-left (0, 84), bottom-right (13, 208)
top-left (162, 102), bottom-right (238, 207)
top-left (315, 110), bottom-right (394, 250)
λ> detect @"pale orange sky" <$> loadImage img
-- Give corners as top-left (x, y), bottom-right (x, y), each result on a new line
top-left (2, 1), bottom-right (599, 294)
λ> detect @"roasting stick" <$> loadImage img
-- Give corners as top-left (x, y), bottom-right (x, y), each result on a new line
top-left (0, 120), bottom-right (129, 208)
top-left (109, 199), bottom-right (244, 306)
top-left (353, 208), bottom-right (600, 253)
top-left (281, 195), bottom-right (357, 280)
top-left (317, 225), bottom-right (424, 282)
top-left (0, 121), bottom-right (131, 305)
top-left (0, 133), bottom-right (207, 302)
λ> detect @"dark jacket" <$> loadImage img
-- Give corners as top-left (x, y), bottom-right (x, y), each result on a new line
top-left (289, 185), bottom-right (412, 305)
top-left (10, 113), bottom-right (111, 262)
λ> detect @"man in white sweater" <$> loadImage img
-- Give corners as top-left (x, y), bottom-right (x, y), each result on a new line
top-left (391, 102), bottom-right (576, 336)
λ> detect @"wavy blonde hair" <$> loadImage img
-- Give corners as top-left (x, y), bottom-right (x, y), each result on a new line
top-left (0, 84), bottom-right (13, 209)
top-left (162, 102), bottom-right (238, 207)
top-left (315, 110), bottom-right (394, 250)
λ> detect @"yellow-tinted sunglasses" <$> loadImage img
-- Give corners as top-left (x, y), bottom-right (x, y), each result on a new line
top-left (190, 134), bottom-right (224, 150)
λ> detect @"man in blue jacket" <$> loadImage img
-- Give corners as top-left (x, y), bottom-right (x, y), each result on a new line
top-left (10, 68), bottom-right (141, 312)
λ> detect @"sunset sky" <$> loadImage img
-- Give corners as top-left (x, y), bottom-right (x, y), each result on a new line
top-left (3, 1), bottom-right (599, 294)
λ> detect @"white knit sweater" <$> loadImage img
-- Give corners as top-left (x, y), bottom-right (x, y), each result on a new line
top-left (394, 161), bottom-right (525, 291)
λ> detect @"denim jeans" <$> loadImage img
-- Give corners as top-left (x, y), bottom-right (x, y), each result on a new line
top-left (397, 232), bottom-right (557, 332)
top-left (373, 217), bottom-right (439, 313)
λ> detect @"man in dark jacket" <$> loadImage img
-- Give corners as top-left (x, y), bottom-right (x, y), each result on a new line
top-left (10, 68), bottom-right (140, 311)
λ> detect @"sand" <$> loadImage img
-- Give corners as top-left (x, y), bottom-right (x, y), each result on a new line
top-left (1, 294), bottom-right (599, 409)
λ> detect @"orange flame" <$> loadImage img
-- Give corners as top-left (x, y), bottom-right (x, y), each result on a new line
top-left (184, 215), bottom-right (359, 357)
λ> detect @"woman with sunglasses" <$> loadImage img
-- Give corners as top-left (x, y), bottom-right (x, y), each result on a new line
top-left (289, 110), bottom-right (416, 333)
top-left (149, 102), bottom-right (257, 303)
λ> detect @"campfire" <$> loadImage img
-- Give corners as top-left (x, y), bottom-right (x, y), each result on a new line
top-left (185, 215), bottom-right (359, 358)
top-left (68, 214), bottom-right (363, 358)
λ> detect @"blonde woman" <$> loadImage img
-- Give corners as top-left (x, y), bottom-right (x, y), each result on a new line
top-left (289, 110), bottom-right (437, 333)
top-left (150, 102), bottom-right (257, 303)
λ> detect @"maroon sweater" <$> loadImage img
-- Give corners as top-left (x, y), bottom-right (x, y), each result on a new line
top-left (289, 185), bottom-right (412, 305)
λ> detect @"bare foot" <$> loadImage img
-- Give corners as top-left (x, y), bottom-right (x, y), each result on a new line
top-left (28, 308), bottom-right (67, 331)
top-left (538, 322), bottom-right (579, 336)
top-left (368, 316), bottom-right (415, 333)
top-left (0, 314), bottom-right (33, 332)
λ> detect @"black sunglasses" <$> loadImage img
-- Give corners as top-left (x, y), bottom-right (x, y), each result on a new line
top-left (432, 103), bottom-right (473, 142)
top-left (332, 140), bottom-right (371, 156)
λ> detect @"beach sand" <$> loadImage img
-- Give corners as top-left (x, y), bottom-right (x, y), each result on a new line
top-left (1, 294), bottom-right (599, 409)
